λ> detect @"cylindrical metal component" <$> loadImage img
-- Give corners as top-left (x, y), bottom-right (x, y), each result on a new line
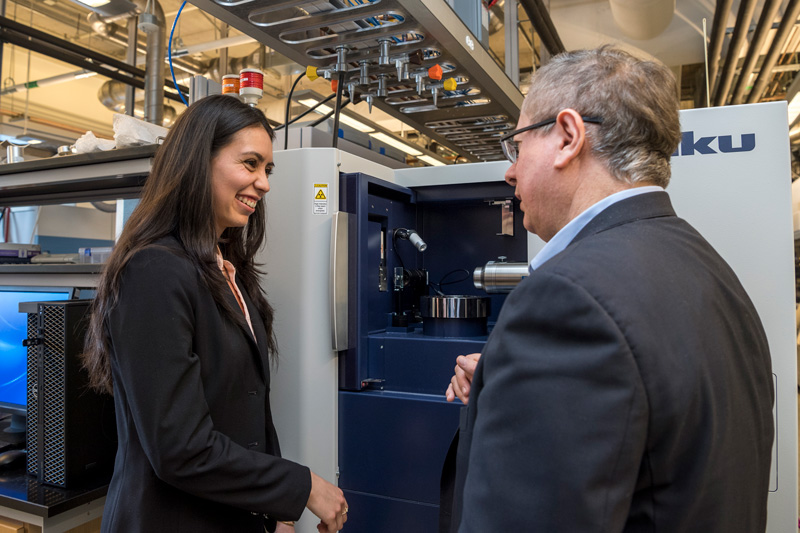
top-left (420, 295), bottom-right (490, 318)
top-left (395, 58), bottom-right (406, 81)
top-left (473, 262), bottom-right (529, 293)
top-left (377, 75), bottom-right (388, 97)
top-left (408, 232), bottom-right (427, 252)
top-left (415, 74), bottom-right (425, 94)
top-left (359, 60), bottom-right (370, 86)
top-left (378, 39), bottom-right (391, 66)
top-left (335, 45), bottom-right (349, 73)
top-left (143, 1), bottom-right (165, 125)
top-left (420, 295), bottom-right (491, 337)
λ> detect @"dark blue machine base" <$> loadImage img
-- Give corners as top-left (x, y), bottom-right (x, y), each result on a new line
top-left (339, 390), bottom-right (461, 532)
top-left (341, 489), bottom-right (440, 533)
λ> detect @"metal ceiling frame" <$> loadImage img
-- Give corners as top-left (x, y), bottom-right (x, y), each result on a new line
top-left (0, 15), bottom-right (189, 104)
top-left (188, 0), bottom-right (533, 162)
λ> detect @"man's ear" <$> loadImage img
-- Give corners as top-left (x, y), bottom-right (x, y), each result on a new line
top-left (553, 109), bottom-right (587, 170)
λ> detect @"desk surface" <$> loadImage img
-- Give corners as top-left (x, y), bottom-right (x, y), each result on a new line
top-left (0, 418), bottom-right (108, 518)
top-left (0, 462), bottom-right (108, 518)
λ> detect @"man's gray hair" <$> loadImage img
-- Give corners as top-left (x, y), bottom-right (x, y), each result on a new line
top-left (521, 46), bottom-right (681, 187)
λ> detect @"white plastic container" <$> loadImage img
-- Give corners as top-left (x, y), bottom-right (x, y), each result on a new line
top-left (78, 247), bottom-right (113, 264)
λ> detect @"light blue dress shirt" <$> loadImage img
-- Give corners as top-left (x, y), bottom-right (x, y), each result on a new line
top-left (529, 186), bottom-right (664, 272)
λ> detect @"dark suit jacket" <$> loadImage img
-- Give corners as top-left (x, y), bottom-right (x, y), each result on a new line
top-left (441, 192), bottom-right (774, 532)
top-left (102, 236), bottom-right (311, 533)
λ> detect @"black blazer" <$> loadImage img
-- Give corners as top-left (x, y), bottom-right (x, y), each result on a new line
top-left (442, 192), bottom-right (774, 532)
top-left (102, 236), bottom-right (311, 533)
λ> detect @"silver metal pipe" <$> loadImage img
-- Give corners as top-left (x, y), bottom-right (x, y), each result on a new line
top-left (473, 261), bottom-right (529, 293)
top-left (141, 0), bottom-right (166, 125)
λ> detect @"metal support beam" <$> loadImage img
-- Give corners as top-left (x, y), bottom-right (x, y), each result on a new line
top-left (505, 0), bottom-right (520, 87)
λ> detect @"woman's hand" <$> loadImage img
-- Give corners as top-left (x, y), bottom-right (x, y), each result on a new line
top-left (445, 353), bottom-right (481, 404)
top-left (307, 471), bottom-right (348, 532)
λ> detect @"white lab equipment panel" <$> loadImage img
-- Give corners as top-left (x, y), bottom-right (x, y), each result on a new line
top-left (670, 102), bottom-right (797, 532)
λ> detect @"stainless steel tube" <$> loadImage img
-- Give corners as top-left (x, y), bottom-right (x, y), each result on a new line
top-left (473, 262), bottom-right (529, 293)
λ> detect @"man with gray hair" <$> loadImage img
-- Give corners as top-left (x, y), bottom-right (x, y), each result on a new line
top-left (440, 46), bottom-right (774, 532)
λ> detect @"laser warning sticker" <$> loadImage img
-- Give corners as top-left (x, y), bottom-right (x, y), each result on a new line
top-left (313, 183), bottom-right (328, 215)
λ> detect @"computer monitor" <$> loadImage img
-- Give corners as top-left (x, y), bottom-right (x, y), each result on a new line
top-left (0, 286), bottom-right (73, 439)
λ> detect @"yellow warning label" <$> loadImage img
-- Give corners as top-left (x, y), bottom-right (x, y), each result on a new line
top-left (313, 183), bottom-right (329, 215)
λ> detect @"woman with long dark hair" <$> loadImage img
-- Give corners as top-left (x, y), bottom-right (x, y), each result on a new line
top-left (82, 95), bottom-right (348, 533)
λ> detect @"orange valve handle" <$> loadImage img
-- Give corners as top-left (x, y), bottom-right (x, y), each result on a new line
top-left (443, 78), bottom-right (457, 91)
top-left (306, 65), bottom-right (319, 81)
top-left (428, 64), bottom-right (443, 81)
top-left (331, 79), bottom-right (339, 92)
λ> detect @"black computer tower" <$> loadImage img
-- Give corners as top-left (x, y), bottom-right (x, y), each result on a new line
top-left (22, 299), bottom-right (116, 488)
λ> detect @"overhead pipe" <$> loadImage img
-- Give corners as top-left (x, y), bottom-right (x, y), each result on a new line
top-left (97, 44), bottom-right (265, 120)
top-left (85, 7), bottom-right (203, 76)
top-left (98, 80), bottom-right (177, 126)
top-left (0, 70), bottom-right (97, 95)
top-left (516, 0), bottom-right (565, 57)
top-left (29, 0), bottom-right (203, 76)
top-left (746, 0), bottom-right (800, 104)
top-left (137, 0), bottom-right (167, 125)
top-left (730, 0), bottom-right (783, 105)
top-left (609, 0), bottom-right (675, 41)
top-left (701, 0), bottom-right (734, 107)
top-left (712, 0), bottom-right (759, 106)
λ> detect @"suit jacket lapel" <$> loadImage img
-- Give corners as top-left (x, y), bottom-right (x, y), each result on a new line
top-left (225, 282), bottom-right (268, 382)
top-left (571, 191), bottom-right (676, 245)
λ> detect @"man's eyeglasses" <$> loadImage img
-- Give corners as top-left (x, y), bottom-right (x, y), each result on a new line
top-left (499, 116), bottom-right (603, 163)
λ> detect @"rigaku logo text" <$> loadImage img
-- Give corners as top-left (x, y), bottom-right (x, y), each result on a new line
top-left (673, 131), bottom-right (756, 156)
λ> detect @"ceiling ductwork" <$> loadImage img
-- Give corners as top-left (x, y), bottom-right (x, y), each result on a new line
top-left (609, 0), bottom-right (675, 41)
top-left (97, 80), bottom-right (176, 126)
top-left (78, 0), bottom-right (166, 125)
top-left (745, 0), bottom-right (800, 104)
top-left (96, 45), bottom-right (268, 124)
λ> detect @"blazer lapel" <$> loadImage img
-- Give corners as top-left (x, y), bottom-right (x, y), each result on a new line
top-left (238, 283), bottom-right (269, 382)
top-left (224, 282), bottom-right (268, 382)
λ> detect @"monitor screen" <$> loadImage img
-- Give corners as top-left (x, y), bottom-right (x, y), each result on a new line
top-left (0, 288), bottom-right (72, 411)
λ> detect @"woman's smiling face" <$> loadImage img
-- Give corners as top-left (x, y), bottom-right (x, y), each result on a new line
top-left (210, 125), bottom-right (274, 237)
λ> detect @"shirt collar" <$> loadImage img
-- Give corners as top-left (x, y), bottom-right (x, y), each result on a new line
top-left (529, 186), bottom-right (664, 271)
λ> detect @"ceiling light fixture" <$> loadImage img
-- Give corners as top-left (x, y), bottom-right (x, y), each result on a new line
top-left (418, 155), bottom-right (446, 166)
top-left (369, 132), bottom-right (423, 156)
top-left (298, 98), bottom-right (374, 132)
top-left (67, 0), bottom-right (138, 18)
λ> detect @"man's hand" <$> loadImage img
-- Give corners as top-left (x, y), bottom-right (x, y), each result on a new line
top-left (445, 353), bottom-right (481, 404)
top-left (307, 471), bottom-right (348, 532)
top-left (275, 521), bottom-right (295, 533)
